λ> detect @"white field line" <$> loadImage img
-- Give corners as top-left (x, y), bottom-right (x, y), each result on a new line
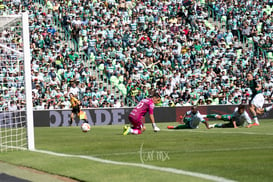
top-left (35, 149), bottom-right (235, 182)
top-left (90, 145), bottom-right (273, 157)
top-left (162, 129), bottom-right (273, 136)
top-left (95, 126), bottom-right (273, 135)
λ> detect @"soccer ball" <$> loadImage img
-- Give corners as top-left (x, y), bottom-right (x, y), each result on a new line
top-left (81, 123), bottom-right (91, 132)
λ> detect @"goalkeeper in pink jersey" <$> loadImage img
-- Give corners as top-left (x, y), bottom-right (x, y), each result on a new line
top-left (123, 93), bottom-right (161, 135)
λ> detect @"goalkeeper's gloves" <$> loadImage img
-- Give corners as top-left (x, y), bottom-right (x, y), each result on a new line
top-left (152, 123), bottom-right (160, 132)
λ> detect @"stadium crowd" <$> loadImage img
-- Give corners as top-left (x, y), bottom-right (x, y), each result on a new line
top-left (0, 0), bottom-right (272, 111)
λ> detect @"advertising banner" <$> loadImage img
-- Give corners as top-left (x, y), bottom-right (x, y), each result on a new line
top-left (34, 108), bottom-right (130, 127)
top-left (33, 105), bottom-right (273, 127)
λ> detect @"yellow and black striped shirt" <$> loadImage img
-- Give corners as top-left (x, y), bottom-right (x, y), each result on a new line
top-left (70, 96), bottom-right (80, 108)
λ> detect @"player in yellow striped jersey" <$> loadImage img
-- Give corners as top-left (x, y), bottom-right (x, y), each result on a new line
top-left (69, 93), bottom-right (87, 125)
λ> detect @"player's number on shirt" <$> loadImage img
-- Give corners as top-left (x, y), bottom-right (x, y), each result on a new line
top-left (136, 102), bottom-right (144, 109)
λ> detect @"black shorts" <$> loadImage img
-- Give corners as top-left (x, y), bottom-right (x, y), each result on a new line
top-left (72, 105), bottom-right (80, 115)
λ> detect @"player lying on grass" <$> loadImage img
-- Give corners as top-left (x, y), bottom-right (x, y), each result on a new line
top-left (246, 72), bottom-right (273, 126)
top-left (167, 106), bottom-right (210, 129)
top-left (123, 92), bottom-right (161, 135)
top-left (203, 104), bottom-right (252, 128)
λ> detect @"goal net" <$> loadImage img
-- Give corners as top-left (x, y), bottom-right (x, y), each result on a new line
top-left (0, 13), bottom-right (34, 152)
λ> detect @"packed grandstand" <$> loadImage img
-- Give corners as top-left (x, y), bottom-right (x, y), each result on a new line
top-left (0, 0), bottom-right (272, 110)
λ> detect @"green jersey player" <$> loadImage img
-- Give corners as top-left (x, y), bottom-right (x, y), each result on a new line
top-left (167, 106), bottom-right (210, 129)
top-left (246, 72), bottom-right (273, 126)
top-left (204, 105), bottom-right (252, 128)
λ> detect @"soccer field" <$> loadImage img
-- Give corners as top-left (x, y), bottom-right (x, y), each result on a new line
top-left (0, 120), bottom-right (273, 182)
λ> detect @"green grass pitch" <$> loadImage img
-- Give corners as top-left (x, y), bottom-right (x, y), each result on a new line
top-left (0, 120), bottom-right (273, 182)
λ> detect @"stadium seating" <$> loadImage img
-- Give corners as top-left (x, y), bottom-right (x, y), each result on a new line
top-left (0, 0), bottom-right (272, 109)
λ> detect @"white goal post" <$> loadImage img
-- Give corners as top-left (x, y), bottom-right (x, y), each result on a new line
top-left (0, 13), bottom-right (34, 151)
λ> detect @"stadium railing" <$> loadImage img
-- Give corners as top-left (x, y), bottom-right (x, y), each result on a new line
top-left (33, 0), bottom-right (45, 5)
top-left (207, 5), bottom-right (214, 21)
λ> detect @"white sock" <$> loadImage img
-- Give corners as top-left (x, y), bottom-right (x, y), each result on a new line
top-left (130, 129), bottom-right (141, 135)
top-left (131, 129), bottom-right (139, 134)
top-left (265, 105), bottom-right (273, 112)
top-left (253, 117), bottom-right (259, 124)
